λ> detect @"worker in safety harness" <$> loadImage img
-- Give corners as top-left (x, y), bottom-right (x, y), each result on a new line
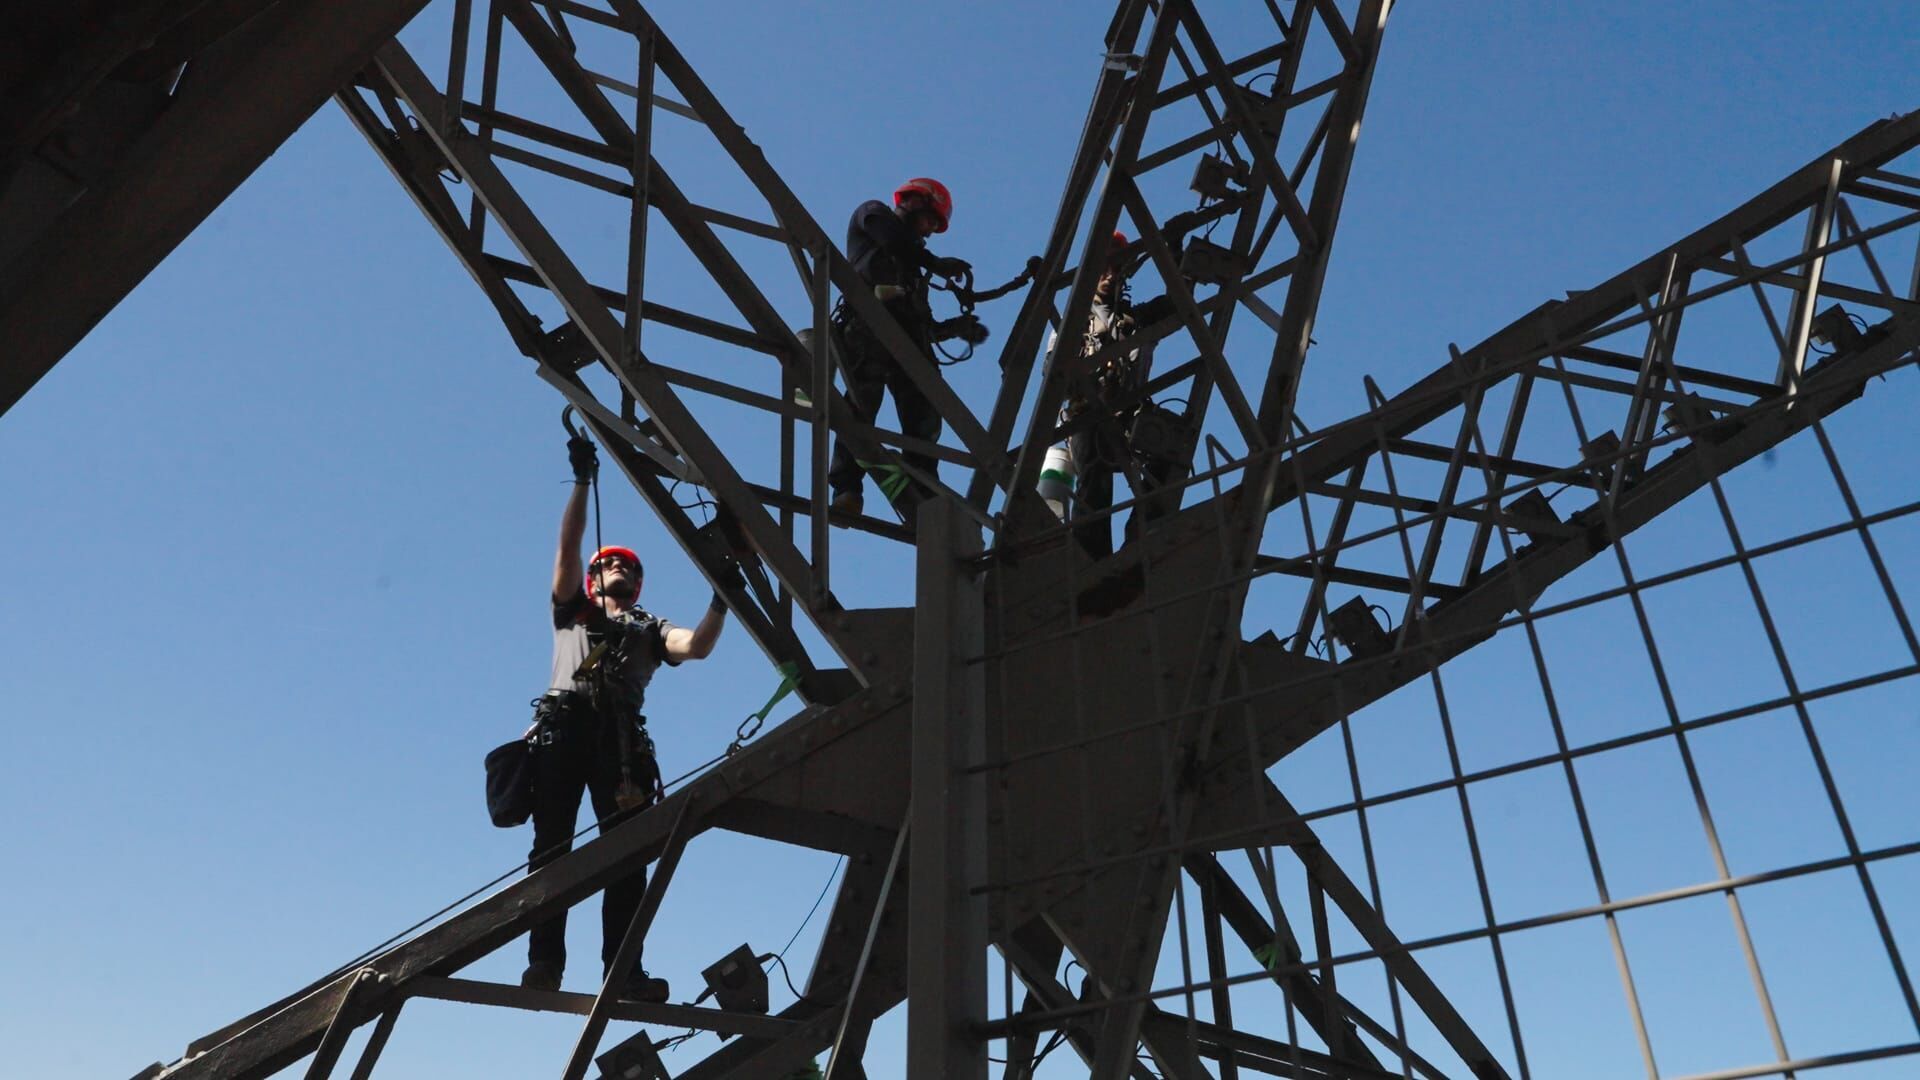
top-left (520, 432), bottom-right (729, 1000)
top-left (1051, 231), bottom-right (1175, 559)
top-left (827, 177), bottom-right (990, 517)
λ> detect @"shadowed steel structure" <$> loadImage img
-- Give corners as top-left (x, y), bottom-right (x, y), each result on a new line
top-left (5, 3), bottom-right (1919, 1079)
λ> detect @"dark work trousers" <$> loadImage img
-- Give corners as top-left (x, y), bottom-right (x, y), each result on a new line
top-left (826, 315), bottom-right (943, 501)
top-left (526, 700), bottom-right (659, 976)
top-left (1069, 419), bottom-right (1175, 560)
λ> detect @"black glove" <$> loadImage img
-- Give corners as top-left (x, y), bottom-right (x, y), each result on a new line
top-left (930, 255), bottom-right (972, 279)
top-left (941, 314), bottom-right (990, 346)
top-left (713, 560), bottom-right (746, 593)
top-left (1130, 294), bottom-right (1176, 326)
top-left (567, 434), bottom-right (599, 483)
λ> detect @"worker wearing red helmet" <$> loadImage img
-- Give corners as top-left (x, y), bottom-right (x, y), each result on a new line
top-left (826, 177), bottom-right (990, 516)
top-left (518, 432), bottom-right (730, 1000)
top-left (1053, 230), bottom-right (1176, 559)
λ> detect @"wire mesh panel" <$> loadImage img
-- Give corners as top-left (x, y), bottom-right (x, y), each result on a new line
top-left (970, 119), bottom-right (1920, 1079)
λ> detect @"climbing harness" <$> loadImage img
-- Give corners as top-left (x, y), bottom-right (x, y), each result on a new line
top-left (726, 661), bottom-right (802, 756)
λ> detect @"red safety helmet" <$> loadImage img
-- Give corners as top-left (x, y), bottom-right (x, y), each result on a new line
top-left (893, 177), bottom-right (953, 233)
top-left (585, 545), bottom-right (643, 599)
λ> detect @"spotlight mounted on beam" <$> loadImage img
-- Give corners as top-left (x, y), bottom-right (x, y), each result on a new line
top-left (1580, 429), bottom-right (1623, 488)
top-left (1180, 237), bottom-right (1248, 286)
top-left (596, 1030), bottom-right (669, 1080)
top-left (1809, 304), bottom-right (1865, 355)
top-left (1662, 392), bottom-right (1739, 445)
top-left (1190, 153), bottom-right (1248, 200)
top-left (1328, 596), bottom-right (1392, 659)
top-left (1503, 488), bottom-right (1561, 545)
top-left (702, 943), bottom-right (769, 1015)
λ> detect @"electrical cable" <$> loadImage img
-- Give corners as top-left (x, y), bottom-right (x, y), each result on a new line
top-left (760, 952), bottom-right (821, 1006)
top-left (776, 856), bottom-right (844, 960)
top-left (659, 858), bottom-right (843, 1059)
top-left (669, 475), bottom-right (718, 522)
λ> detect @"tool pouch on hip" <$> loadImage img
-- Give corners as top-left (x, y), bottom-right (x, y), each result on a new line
top-left (483, 696), bottom-right (563, 828)
top-left (484, 738), bottom-right (536, 828)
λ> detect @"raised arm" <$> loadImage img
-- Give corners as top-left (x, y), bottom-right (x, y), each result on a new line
top-left (663, 593), bottom-right (727, 662)
top-left (553, 480), bottom-right (588, 605)
top-left (553, 435), bottom-right (596, 603)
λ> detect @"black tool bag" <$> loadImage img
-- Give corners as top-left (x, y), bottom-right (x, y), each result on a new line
top-left (483, 738), bottom-right (536, 827)
top-left (484, 696), bottom-right (561, 828)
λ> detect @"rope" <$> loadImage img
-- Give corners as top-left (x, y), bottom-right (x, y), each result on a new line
top-left (928, 256), bottom-right (1042, 365)
top-left (726, 661), bottom-right (802, 756)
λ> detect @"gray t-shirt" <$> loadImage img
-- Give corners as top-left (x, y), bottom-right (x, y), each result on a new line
top-left (548, 591), bottom-right (678, 713)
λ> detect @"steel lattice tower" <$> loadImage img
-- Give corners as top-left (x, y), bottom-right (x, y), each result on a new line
top-left (6, 3), bottom-right (1920, 1079)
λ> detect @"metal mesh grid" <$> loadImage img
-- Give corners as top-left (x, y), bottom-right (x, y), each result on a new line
top-left (966, 150), bottom-right (1920, 1074)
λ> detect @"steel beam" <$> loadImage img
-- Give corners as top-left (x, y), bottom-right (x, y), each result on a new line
top-left (906, 499), bottom-right (988, 1078)
top-left (0, 0), bottom-right (431, 419)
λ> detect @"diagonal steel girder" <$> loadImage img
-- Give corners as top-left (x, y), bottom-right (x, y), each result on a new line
top-left (1238, 109), bottom-right (1920, 532)
top-left (974, 0), bottom-right (1394, 532)
top-left (362, 40), bottom-right (844, 655)
top-left (334, 80), bottom-right (830, 690)
top-left (493, 0), bottom-right (1006, 496)
top-left (0, 0), bottom-right (432, 419)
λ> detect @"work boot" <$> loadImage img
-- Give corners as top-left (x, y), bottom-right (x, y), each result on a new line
top-left (520, 960), bottom-right (563, 992)
top-left (621, 967), bottom-right (671, 1003)
top-left (829, 489), bottom-right (863, 518)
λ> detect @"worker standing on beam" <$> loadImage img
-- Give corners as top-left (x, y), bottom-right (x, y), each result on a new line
top-left (1051, 232), bottom-right (1171, 559)
top-left (520, 432), bottom-right (730, 1000)
top-left (827, 177), bottom-right (990, 517)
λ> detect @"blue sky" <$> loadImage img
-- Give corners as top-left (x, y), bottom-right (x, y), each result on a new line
top-left (3, 2), bottom-right (1919, 1077)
